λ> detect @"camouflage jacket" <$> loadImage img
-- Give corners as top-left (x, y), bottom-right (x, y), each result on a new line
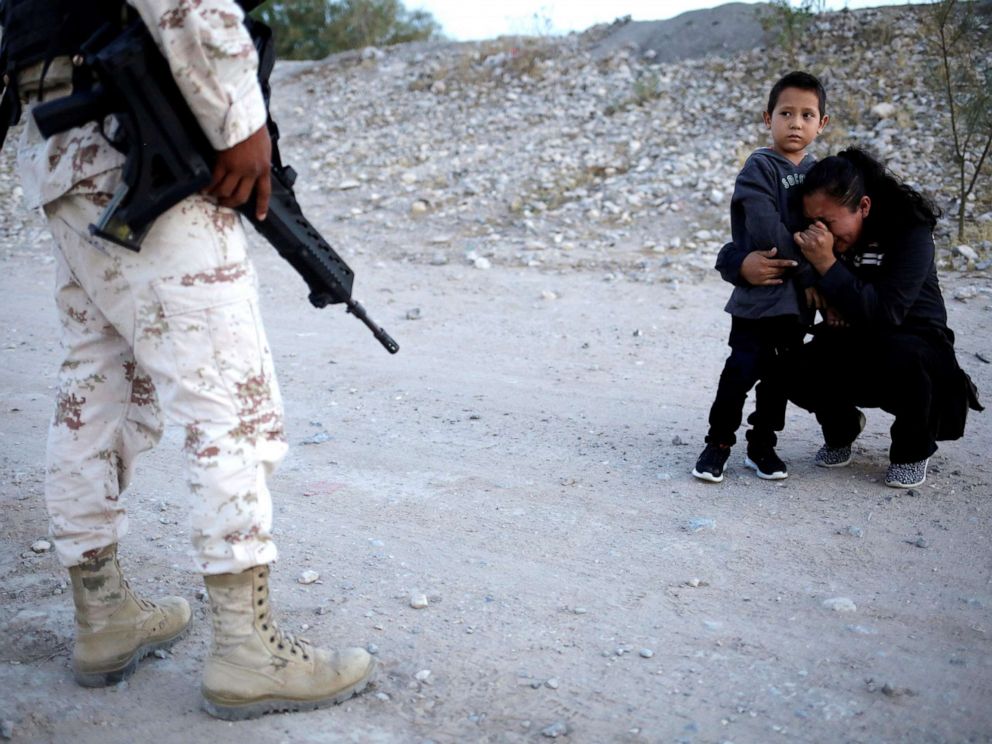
top-left (16, 0), bottom-right (266, 209)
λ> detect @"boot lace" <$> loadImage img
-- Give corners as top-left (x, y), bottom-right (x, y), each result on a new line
top-left (255, 568), bottom-right (311, 660)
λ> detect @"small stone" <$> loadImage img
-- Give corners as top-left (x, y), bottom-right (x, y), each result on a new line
top-left (410, 199), bottom-right (429, 215)
top-left (822, 597), bottom-right (857, 613)
top-left (414, 669), bottom-right (432, 683)
top-left (410, 593), bottom-right (429, 609)
top-left (545, 677), bottom-right (560, 689)
top-left (954, 244), bottom-right (978, 262)
top-left (1, 720), bottom-right (14, 740)
top-left (639, 648), bottom-right (654, 658)
top-left (671, 435), bottom-right (685, 446)
top-left (338, 179), bottom-right (361, 190)
top-left (30, 539), bottom-right (51, 553)
top-left (912, 537), bottom-right (930, 549)
top-left (686, 578), bottom-right (700, 588)
top-left (367, 643), bottom-right (379, 655)
top-left (541, 290), bottom-right (559, 300)
top-left (153, 649), bottom-right (169, 659)
top-left (541, 721), bottom-right (568, 738)
top-left (572, 607), bottom-right (587, 615)
top-left (846, 624), bottom-right (877, 635)
top-left (473, 256), bottom-right (492, 270)
top-left (430, 251), bottom-right (448, 265)
top-left (298, 570), bottom-right (320, 584)
top-left (840, 525), bottom-right (864, 538)
top-left (405, 307), bottom-right (422, 320)
top-left (871, 102), bottom-right (897, 118)
top-left (685, 517), bottom-right (715, 532)
top-left (375, 691), bottom-right (391, 702)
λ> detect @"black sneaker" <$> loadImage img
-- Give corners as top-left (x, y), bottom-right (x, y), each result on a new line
top-left (692, 443), bottom-right (731, 483)
top-left (744, 445), bottom-right (788, 480)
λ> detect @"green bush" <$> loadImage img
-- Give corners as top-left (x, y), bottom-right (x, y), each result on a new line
top-left (252, 0), bottom-right (442, 60)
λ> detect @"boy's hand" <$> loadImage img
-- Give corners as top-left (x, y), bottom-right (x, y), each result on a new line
top-left (740, 247), bottom-right (797, 286)
top-left (207, 126), bottom-right (272, 220)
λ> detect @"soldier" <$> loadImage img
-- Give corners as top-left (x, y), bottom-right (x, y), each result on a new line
top-left (1, 0), bottom-right (374, 720)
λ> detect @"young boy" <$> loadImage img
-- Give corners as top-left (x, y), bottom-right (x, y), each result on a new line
top-left (692, 71), bottom-right (829, 483)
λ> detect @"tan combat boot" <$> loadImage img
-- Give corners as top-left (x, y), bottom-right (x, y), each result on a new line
top-left (68, 544), bottom-right (192, 687)
top-left (202, 565), bottom-right (375, 720)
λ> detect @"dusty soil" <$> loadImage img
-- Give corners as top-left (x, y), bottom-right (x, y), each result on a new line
top-left (1, 213), bottom-right (991, 743)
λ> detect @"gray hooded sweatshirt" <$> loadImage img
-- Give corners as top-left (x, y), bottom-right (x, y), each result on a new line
top-left (719, 148), bottom-right (815, 320)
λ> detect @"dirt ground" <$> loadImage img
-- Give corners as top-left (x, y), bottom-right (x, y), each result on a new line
top-left (1, 215), bottom-right (991, 743)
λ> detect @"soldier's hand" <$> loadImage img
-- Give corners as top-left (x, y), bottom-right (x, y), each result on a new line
top-left (739, 247), bottom-right (797, 286)
top-left (208, 126), bottom-right (272, 220)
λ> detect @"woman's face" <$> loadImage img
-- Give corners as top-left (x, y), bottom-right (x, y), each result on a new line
top-left (803, 191), bottom-right (871, 254)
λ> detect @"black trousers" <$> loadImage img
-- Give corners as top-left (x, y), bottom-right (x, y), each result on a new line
top-left (786, 326), bottom-right (959, 464)
top-left (705, 315), bottom-right (807, 449)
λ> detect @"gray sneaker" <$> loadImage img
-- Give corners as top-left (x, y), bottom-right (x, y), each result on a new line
top-left (814, 444), bottom-right (852, 467)
top-left (885, 459), bottom-right (928, 488)
top-left (814, 411), bottom-right (866, 468)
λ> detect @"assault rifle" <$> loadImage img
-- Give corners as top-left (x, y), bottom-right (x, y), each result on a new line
top-left (32, 17), bottom-right (398, 354)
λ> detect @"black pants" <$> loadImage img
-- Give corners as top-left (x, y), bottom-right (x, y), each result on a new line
top-left (786, 327), bottom-right (959, 464)
top-left (705, 316), bottom-right (807, 449)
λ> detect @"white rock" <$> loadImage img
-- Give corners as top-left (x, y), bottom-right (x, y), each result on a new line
top-left (473, 257), bottom-right (492, 270)
top-left (823, 596), bottom-right (857, 613)
top-left (414, 669), bottom-right (432, 683)
top-left (298, 570), bottom-right (320, 584)
top-left (338, 179), bottom-right (361, 190)
top-left (954, 244), bottom-right (978, 261)
top-left (30, 539), bottom-right (52, 553)
top-left (871, 102), bottom-right (897, 118)
top-left (410, 593), bottom-right (429, 609)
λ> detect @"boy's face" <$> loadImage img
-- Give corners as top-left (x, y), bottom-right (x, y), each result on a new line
top-left (763, 87), bottom-right (828, 163)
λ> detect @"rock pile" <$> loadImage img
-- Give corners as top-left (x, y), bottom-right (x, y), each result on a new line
top-left (2, 3), bottom-right (990, 283)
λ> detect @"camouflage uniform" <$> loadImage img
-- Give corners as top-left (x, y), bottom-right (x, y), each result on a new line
top-left (18, 0), bottom-right (285, 574)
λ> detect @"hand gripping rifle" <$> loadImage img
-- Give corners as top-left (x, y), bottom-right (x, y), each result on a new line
top-left (31, 16), bottom-right (398, 354)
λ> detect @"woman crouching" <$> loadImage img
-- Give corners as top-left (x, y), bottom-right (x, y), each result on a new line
top-left (789, 147), bottom-right (982, 488)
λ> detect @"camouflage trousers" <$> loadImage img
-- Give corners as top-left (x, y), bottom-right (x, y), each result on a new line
top-left (43, 190), bottom-right (287, 574)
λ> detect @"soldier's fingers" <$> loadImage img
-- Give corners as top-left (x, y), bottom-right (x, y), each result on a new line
top-left (208, 171), bottom-right (240, 200)
top-left (254, 170), bottom-right (271, 221)
top-left (219, 176), bottom-right (254, 209)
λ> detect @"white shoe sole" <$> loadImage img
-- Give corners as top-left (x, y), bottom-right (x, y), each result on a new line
top-left (691, 468), bottom-right (723, 483)
top-left (885, 476), bottom-right (926, 488)
top-left (744, 456), bottom-right (788, 480)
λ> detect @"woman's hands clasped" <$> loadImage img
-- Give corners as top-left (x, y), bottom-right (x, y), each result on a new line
top-left (794, 221), bottom-right (836, 275)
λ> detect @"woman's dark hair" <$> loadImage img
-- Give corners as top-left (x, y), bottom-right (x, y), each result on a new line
top-left (800, 147), bottom-right (940, 229)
